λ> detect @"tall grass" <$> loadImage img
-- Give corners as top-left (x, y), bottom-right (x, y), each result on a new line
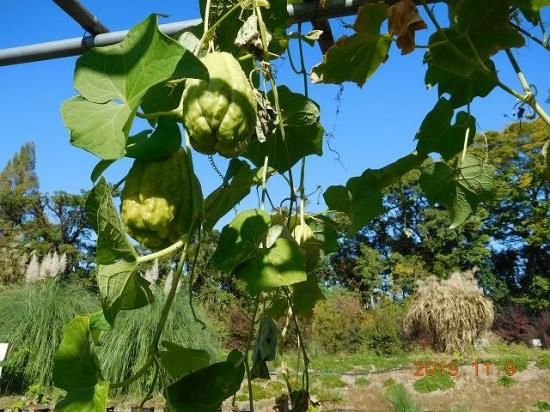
top-left (384, 382), bottom-right (421, 412)
top-left (97, 288), bottom-right (221, 397)
top-left (0, 280), bottom-right (98, 392)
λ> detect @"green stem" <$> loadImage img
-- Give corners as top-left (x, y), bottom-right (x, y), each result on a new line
top-left (503, 49), bottom-right (550, 126)
top-left (110, 356), bottom-right (154, 389)
top-left (137, 239), bottom-right (184, 264)
top-left (510, 22), bottom-right (550, 50)
top-left (254, 6), bottom-right (297, 223)
top-left (139, 362), bottom-right (159, 408)
top-left (151, 241), bottom-right (189, 350)
top-left (420, 0), bottom-right (550, 127)
top-left (284, 288), bottom-right (310, 391)
top-left (243, 296), bottom-right (261, 412)
top-left (196, 1), bottom-right (244, 52)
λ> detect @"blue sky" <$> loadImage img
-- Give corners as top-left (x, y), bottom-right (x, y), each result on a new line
top-left (1, 1), bottom-right (549, 219)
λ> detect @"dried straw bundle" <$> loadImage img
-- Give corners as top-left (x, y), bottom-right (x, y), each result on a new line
top-left (403, 269), bottom-right (494, 353)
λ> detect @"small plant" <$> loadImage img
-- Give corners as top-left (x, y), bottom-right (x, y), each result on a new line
top-left (354, 377), bottom-right (370, 386)
top-left (535, 400), bottom-right (550, 411)
top-left (317, 374), bottom-right (347, 388)
top-left (403, 270), bottom-right (494, 353)
top-left (535, 353), bottom-right (550, 369)
top-left (384, 382), bottom-right (421, 412)
top-left (384, 378), bottom-right (398, 388)
top-left (413, 373), bottom-right (454, 393)
top-left (497, 375), bottom-right (515, 387)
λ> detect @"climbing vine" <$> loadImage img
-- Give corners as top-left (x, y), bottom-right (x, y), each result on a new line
top-left (53, 0), bottom-right (549, 411)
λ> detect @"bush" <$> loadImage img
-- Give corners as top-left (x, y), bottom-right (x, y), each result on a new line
top-left (364, 300), bottom-right (404, 355)
top-left (493, 305), bottom-right (538, 346)
top-left (497, 375), bottom-right (515, 387)
top-left (0, 280), bottom-right (98, 392)
top-left (413, 373), bottom-right (454, 393)
top-left (403, 271), bottom-right (494, 353)
top-left (98, 288), bottom-right (220, 397)
top-left (312, 291), bottom-right (368, 353)
top-left (384, 382), bottom-right (421, 412)
top-left (536, 353), bottom-right (550, 369)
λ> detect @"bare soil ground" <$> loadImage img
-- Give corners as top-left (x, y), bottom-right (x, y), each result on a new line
top-left (231, 362), bottom-right (550, 412)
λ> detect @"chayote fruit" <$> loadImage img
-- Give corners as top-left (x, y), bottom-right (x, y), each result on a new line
top-left (121, 148), bottom-right (202, 250)
top-left (181, 52), bottom-right (257, 158)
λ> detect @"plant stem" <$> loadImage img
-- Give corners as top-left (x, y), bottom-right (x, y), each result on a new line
top-left (137, 239), bottom-right (184, 264)
top-left (284, 288), bottom-right (310, 391)
top-left (420, 0), bottom-right (550, 127)
top-left (510, 22), bottom-right (550, 50)
top-left (254, 5), bottom-right (297, 223)
top-left (151, 241), bottom-right (189, 350)
top-left (110, 356), bottom-right (154, 389)
top-left (243, 296), bottom-right (261, 412)
top-left (196, 1), bottom-right (244, 52)
top-left (504, 49), bottom-right (550, 126)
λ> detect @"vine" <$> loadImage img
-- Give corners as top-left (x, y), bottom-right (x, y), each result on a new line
top-left (52, 0), bottom-right (549, 411)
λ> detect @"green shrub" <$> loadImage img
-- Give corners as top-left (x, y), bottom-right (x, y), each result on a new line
top-left (497, 375), bottom-right (515, 387)
top-left (384, 382), bottom-right (421, 412)
top-left (97, 288), bottom-right (220, 397)
top-left (312, 291), bottom-right (367, 353)
top-left (413, 373), bottom-right (454, 393)
top-left (355, 377), bottom-right (370, 386)
top-left (0, 280), bottom-right (98, 392)
top-left (535, 400), bottom-right (550, 411)
top-left (535, 353), bottom-right (550, 369)
top-left (364, 300), bottom-right (404, 355)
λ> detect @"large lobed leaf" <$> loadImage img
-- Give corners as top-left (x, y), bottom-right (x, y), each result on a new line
top-left (62, 15), bottom-right (207, 160)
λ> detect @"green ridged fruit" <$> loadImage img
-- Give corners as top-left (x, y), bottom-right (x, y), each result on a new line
top-left (181, 52), bottom-right (257, 158)
top-left (121, 148), bottom-right (202, 250)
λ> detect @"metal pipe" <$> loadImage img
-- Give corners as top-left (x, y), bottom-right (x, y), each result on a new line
top-left (53, 0), bottom-right (109, 34)
top-left (0, 0), bottom-right (374, 67)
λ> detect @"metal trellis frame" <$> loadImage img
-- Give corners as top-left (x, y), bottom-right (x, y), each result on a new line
top-left (53, 0), bottom-right (109, 35)
top-left (0, 0), bottom-right (379, 67)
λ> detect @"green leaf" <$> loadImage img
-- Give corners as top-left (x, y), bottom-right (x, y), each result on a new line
top-left (97, 260), bottom-right (154, 325)
top-left (415, 98), bottom-right (476, 161)
top-left (291, 274), bottom-right (326, 319)
top-left (235, 237), bottom-right (307, 294)
top-left (324, 152), bottom-right (426, 232)
top-left (425, 55), bottom-right (498, 108)
top-left (306, 215), bottom-right (340, 255)
top-left (90, 160), bottom-right (115, 183)
top-left (243, 86), bottom-right (324, 173)
top-left (211, 209), bottom-right (271, 273)
top-left (311, 4), bottom-right (391, 86)
top-left (53, 316), bottom-right (100, 391)
top-left (166, 350), bottom-right (245, 412)
top-left (140, 82), bottom-right (184, 123)
top-left (159, 341), bottom-right (211, 379)
top-left (85, 177), bottom-right (137, 265)
top-left (63, 14), bottom-right (207, 160)
top-left (55, 381), bottom-right (109, 412)
top-left (419, 155), bottom-right (495, 228)
top-left (89, 311), bottom-right (111, 345)
top-left (125, 117), bottom-right (182, 160)
top-left (251, 318), bottom-right (278, 380)
top-left (324, 185), bottom-right (351, 214)
top-left (204, 159), bottom-right (255, 230)
top-left (61, 97), bottom-right (132, 160)
top-left (454, 0), bottom-right (525, 60)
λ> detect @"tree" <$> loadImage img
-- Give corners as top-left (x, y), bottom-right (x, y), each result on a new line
top-left (482, 119), bottom-right (550, 306)
top-left (0, 142), bottom-right (40, 282)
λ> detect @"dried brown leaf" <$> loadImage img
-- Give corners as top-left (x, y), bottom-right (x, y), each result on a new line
top-left (388, 0), bottom-right (427, 55)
